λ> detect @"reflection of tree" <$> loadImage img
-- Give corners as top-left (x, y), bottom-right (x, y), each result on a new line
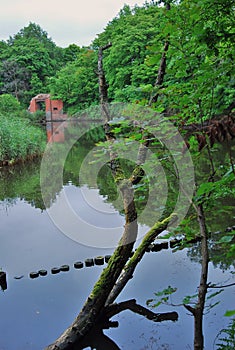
top-left (76, 299), bottom-right (178, 350)
top-left (45, 44), bottom-right (179, 350)
top-left (0, 159), bottom-right (45, 210)
top-left (187, 231), bottom-right (235, 271)
top-left (183, 204), bottom-right (209, 350)
top-left (1, 126), bottom-right (234, 274)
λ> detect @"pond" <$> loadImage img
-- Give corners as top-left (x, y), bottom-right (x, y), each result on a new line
top-left (0, 121), bottom-right (234, 350)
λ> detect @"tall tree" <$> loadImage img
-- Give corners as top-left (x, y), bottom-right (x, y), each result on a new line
top-left (0, 23), bottom-right (64, 104)
top-left (44, 42), bottom-right (177, 350)
top-left (48, 48), bottom-right (99, 114)
top-left (146, 0), bottom-right (235, 121)
top-left (93, 3), bottom-right (161, 101)
top-left (0, 59), bottom-right (30, 100)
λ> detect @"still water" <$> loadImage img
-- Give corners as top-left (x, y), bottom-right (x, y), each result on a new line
top-left (0, 121), bottom-right (234, 350)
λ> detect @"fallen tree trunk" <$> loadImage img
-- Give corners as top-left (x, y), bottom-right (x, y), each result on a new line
top-left (45, 43), bottom-right (177, 350)
top-left (45, 181), bottom-right (138, 350)
top-left (106, 214), bottom-right (176, 305)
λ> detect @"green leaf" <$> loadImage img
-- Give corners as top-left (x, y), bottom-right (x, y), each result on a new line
top-left (182, 293), bottom-right (198, 304)
top-left (218, 235), bottom-right (234, 243)
top-left (196, 182), bottom-right (215, 196)
top-left (154, 286), bottom-right (177, 297)
top-left (153, 301), bottom-right (162, 308)
top-left (224, 310), bottom-right (235, 317)
top-left (207, 289), bottom-right (224, 300)
top-left (146, 298), bottom-right (154, 306)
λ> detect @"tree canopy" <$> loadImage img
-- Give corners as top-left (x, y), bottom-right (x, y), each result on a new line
top-left (0, 1), bottom-right (234, 118)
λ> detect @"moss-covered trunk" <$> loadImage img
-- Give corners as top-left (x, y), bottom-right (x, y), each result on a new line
top-left (45, 177), bottom-right (138, 349)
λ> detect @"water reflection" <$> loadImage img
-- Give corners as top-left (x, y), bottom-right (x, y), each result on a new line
top-left (46, 121), bottom-right (67, 143)
top-left (0, 121), bottom-right (234, 349)
top-left (0, 271), bottom-right (7, 291)
top-left (74, 299), bottom-right (178, 350)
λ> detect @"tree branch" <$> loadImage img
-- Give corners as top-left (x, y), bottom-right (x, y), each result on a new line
top-left (106, 213), bottom-right (177, 305)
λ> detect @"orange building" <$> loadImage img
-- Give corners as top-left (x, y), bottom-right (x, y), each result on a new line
top-left (29, 94), bottom-right (67, 142)
top-left (29, 94), bottom-right (65, 121)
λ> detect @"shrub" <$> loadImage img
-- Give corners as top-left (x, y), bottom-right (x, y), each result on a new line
top-left (0, 94), bottom-right (22, 115)
top-left (0, 114), bottom-right (46, 162)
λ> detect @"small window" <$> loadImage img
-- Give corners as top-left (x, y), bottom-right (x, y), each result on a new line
top-left (53, 107), bottom-right (58, 111)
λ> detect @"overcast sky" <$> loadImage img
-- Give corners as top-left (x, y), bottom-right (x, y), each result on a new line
top-left (0, 0), bottom-right (147, 47)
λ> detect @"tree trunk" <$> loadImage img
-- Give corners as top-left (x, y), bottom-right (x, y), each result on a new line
top-left (184, 203), bottom-right (209, 350)
top-left (149, 2), bottom-right (171, 105)
top-left (98, 42), bottom-right (112, 121)
top-left (45, 180), bottom-right (138, 350)
top-left (193, 203), bottom-right (209, 350)
top-left (45, 42), bottom-right (176, 350)
top-left (106, 214), bottom-right (176, 305)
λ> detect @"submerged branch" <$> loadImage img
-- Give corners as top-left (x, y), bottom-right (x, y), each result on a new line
top-left (105, 299), bottom-right (178, 322)
top-left (70, 299), bottom-right (178, 350)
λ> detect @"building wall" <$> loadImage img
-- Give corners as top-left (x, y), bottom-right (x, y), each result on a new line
top-left (29, 94), bottom-right (65, 121)
top-left (28, 98), bottom-right (38, 113)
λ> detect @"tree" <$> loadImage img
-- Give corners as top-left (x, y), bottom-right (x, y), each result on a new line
top-left (0, 23), bottom-right (64, 105)
top-left (48, 48), bottom-right (99, 114)
top-left (0, 59), bottom-right (30, 100)
top-left (62, 44), bottom-right (82, 64)
top-left (43, 42), bottom-right (184, 350)
top-left (92, 3), bottom-right (161, 102)
top-left (0, 94), bottom-right (22, 114)
top-left (146, 0), bottom-right (235, 121)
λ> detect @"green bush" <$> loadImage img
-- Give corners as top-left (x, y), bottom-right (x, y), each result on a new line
top-left (26, 109), bottom-right (45, 123)
top-left (0, 114), bottom-right (46, 162)
top-left (0, 94), bottom-right (22, 115)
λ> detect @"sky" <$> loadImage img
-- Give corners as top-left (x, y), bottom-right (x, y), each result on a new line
top-left (0, 0), bottom-right (147, 47)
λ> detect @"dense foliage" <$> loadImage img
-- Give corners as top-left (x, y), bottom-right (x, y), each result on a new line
top-left (0, 2), bottom-right (234, 348)
top-left (0, 23), bottom-right (71, 106)
top-left (0, 0), bottom-right (234, 263)
top-left (0, 94), bottom-right (46, 164)
top-left (0, 1), bottom-right (233, 118)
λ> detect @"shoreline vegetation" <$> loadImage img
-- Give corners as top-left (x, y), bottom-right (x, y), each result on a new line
top-left (0, 2), bottom-right (234, 349)
top-left (0, 1), bottom-right (234, 167)
top-left (0, 95), bottom-right (46, 166)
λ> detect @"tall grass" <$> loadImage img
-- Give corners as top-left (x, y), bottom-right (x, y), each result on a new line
top-left (0, 114), bottom-right (46, 164)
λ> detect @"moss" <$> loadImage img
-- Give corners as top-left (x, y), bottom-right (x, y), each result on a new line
top-left (129, 165), bottom-right (145, 184)
top-left (89, 243), bottom-right (133, 299)
top-left (126, 213), bottom-right (177, 268)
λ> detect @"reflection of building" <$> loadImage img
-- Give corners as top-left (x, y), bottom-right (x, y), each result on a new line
top-left (29, 94), bottom-right (67, 121)
top-left (29, 94), bottom-right (68, 142)
top-left (46, 121), bottom-right (66, 143)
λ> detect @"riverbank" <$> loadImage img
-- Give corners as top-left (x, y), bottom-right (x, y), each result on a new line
top-left (0, 114), bottom-right (46, 167)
